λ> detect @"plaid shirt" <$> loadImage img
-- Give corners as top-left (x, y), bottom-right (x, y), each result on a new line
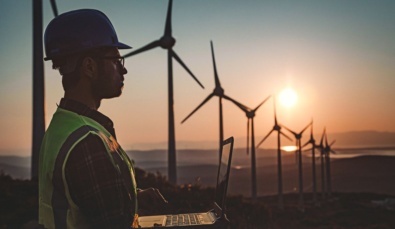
top-left (59, 98), bottom-right (134, 228)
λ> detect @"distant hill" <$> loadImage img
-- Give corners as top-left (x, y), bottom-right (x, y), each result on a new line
top-left (134, 154), bottom-right (395, 197)
top-left (0, 156), bottom-right (31, 179)
top-left (0, 156), bottom-right (31, 167)
top-left (0, 163), bottom-right (30, 179)
top-left (1, 130), bottom-right (394, 180)
top-left (127, 130), bottom-right (395, 150)
top-left (0, 153), bottom-right (394, 196)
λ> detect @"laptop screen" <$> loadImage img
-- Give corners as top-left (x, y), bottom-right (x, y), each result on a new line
top-left (215, 136), bottom-right (234, 209)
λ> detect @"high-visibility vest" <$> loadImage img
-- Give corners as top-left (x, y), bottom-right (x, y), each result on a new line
top-left (38, 107), bottom-right (137, 228)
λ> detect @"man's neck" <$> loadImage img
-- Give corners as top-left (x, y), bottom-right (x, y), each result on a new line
top-left (64, 91), bottom-right (101, 110)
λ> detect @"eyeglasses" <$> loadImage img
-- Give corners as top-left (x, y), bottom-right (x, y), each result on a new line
top-left (98, 56), bottom-right (125, 68)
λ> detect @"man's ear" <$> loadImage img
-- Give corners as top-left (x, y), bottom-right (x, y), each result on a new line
top-left (81, 57), bottom-right (97, 80)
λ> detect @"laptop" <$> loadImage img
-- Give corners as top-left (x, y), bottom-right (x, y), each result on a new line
top-left (138, 136), bottom-right (234, 228)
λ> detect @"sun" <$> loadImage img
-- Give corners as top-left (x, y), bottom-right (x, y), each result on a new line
top-left (279, 88), bottom-right (298, 108)
top-left (281, 145), bottom-right (298, 152)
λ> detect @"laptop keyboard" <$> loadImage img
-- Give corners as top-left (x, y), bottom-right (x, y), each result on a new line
top-left (165, 214), bottom-right (202, 226)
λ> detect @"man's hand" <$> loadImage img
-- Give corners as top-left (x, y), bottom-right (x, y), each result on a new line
top-left (137, 188), bottom-right (168, 215)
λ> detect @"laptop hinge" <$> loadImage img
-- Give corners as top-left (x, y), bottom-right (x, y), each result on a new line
top-left (211, 202), bottom-right (223, 219)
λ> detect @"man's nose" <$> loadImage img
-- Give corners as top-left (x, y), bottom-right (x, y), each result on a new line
top-left (121, 66), bottom-right (127, 75)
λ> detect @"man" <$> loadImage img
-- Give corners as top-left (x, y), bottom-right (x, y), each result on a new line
top-left (39, 9), bottom-right (167, 228)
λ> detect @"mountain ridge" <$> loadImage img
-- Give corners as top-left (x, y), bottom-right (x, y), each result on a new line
top-left (127, 130), bottom-right (395, 150)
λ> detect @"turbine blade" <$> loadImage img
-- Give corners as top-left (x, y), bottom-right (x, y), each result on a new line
top-left (253, 95), bottom-right (271, 112)
top-left (247, 119), bottom-right (250, 155)
top-left (282, 125), bottom-right (297, 136)
top-left (280, 131), bottom-right (292, 141)
top-left (273, 96), bottom-right (278, 125)
top-left (330, 139), bottom-right (336, 147)
top-left (171, 50), bottom-right (204, 88)
top-left (325, 132), bottom-right (329, 147)
top-left (300, 121), bottom-right (312, 135)
top-left (164, 0), bottom-right (173, 37)
top-left (181, 93), bottom-right (214, 123)
top-left (310, 118), bottom-right (314, 135)
top-left (210, 41), bottom-right (221, 88)
top-left (219, 97), bottom-right (223, 143)
top-left (331, 150), bottom-right (337, 154)
top-left (256, 129), bottom-right (274, 148)
top-left (319, 127), bottom-right (326, 147)
top-left (50, 0), bottom-right (59, 17)
top-left (223, 95), bottom-right (249, 112)
top-left (302, 140), bottom-right (310, 148)
top-left (123, 40), bottom-right (161, 58)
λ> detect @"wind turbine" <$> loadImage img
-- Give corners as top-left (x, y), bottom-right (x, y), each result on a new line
top-left (302, 119), bottom-right (319, 206)
top-left (324, 132), bottom-right (337, 197)
top-left (123, 0), bottom-right (205, 184)
top-left (315, 128), bottom-right (327, 200)
top-left (282, 121), bottom-right (312, 211)
top-left (231, 95), bottom-right (271, 201)
top-left (256, 99), bottom-right (291, 209)
top-left (181, 41), bottom-right (244, 161)
top-left (33, 0), bottom-right (56, 180)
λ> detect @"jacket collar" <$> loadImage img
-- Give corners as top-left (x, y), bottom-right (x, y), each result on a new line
top-left (59, 98), bottom-right (117, 138)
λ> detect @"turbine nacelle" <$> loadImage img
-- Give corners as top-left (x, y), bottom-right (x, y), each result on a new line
top-left (295, 133), bottom-right (303, 140)
top-left (213, 87), bottom-right (225, 96)
top-left (160, 36), bottom-right (176, 49)
top-left (246, 110), bottom-right (255, 119)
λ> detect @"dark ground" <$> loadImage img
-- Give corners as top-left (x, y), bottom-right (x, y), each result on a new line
top-left (1, 169), bottom-right (394, 229)
top-left (232, 192), bottom-right (395, 229)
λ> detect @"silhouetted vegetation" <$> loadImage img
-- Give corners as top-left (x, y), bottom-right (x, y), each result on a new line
top-left (1, 169), bottom-right (395, 228)
top-left (0, 171), bottom-right (38, 228)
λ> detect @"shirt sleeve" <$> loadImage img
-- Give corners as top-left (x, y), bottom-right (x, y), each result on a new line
top-left (65, 133), bottom-right (133, 228)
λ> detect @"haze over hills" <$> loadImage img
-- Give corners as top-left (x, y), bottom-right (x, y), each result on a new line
top-left (0, 156), bottom-right (31, 179)
top-left (0, 130), bottom-right (394, 180)
top-left (128, 130), bottom-right (395, 150)
top-left (1, 130), bottom-right (394, 155)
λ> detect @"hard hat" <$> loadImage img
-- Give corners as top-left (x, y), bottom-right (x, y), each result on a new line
top-left (44, 9), bottom-right (131, 60)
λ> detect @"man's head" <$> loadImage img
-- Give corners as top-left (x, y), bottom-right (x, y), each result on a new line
top-left (44, 9), bottom-right (131, 107)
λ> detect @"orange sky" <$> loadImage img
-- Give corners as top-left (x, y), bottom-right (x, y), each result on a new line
top-left (1, 1), bottom-right (395, 156)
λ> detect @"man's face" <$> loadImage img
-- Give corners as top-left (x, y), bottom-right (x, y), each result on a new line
top-left (92, 48), bottom-right (127, 100)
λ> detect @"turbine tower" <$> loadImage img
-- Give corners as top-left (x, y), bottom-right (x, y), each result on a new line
top-left (282, 121), bottom-right (312, 211)
top-left (324, 132), bottom-right (336, 197)
top-left (181, 41), bottom-right (244, 161)
top-left (231, 96), bottom-right (271, 200)
top-left (316, 128), bottom-right (327, 200)
top-left (123, 0), bottom-right (204, 184)
top-left (256, 99), bottom-right (291, 209)
top-left (32, 0), bottom-right (58, 180)
top-left (302, 119), bottom-right (318, 206)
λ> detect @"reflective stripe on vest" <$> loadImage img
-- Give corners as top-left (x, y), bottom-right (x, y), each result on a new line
top-left (52, 125), bottom-right (97, 228)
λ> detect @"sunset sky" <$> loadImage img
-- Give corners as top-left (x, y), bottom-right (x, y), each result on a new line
top-left (1, 0), bottom-right (394, 156)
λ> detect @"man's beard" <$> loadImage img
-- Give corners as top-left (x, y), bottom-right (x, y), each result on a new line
top-left (92, 68), bottom-right (123, 101)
